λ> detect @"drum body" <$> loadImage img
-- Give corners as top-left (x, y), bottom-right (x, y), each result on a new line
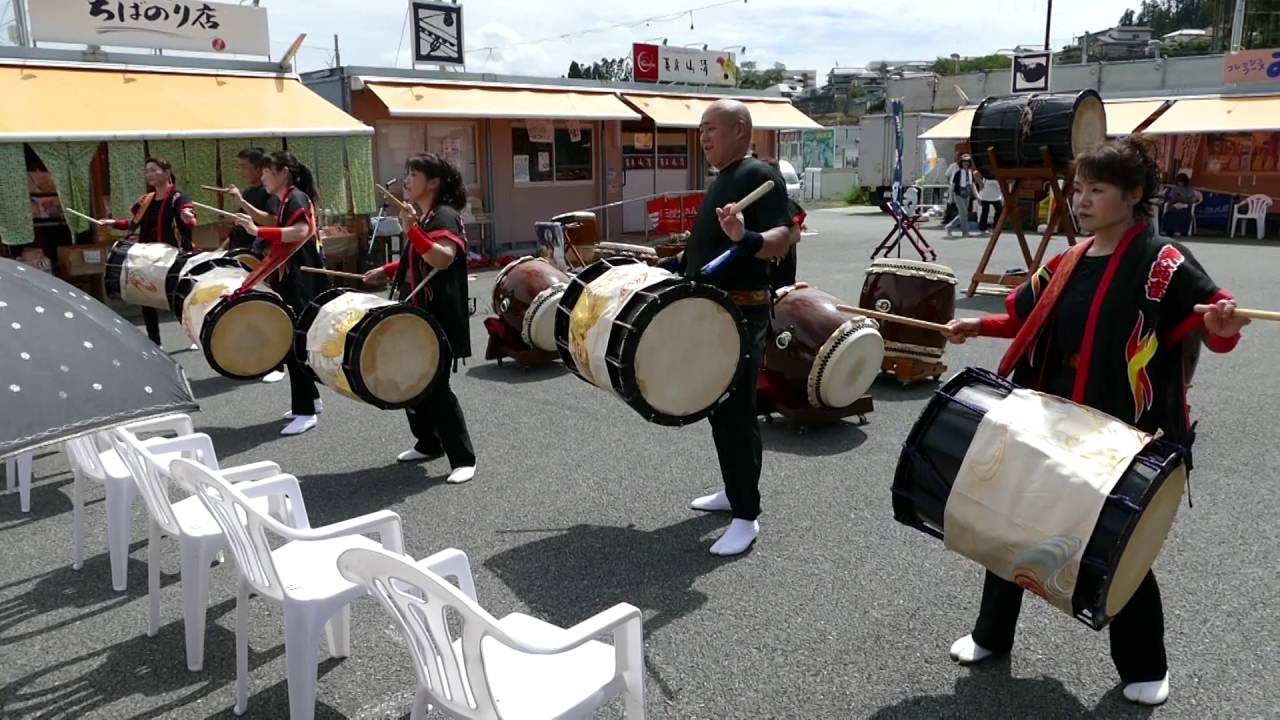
top-left (768, 283), bottom-right (884, 409)
top-left (174, 260), bottom-right (296, 380)
top-left (860, 259), bottom-right (956, 363)
top-left (554, 258), bottom-right (745, 426)
top-left (552, 211), bottom-right (599, 267)
top-left (970, 90), bottom-right (1107, 179)
top-left (892, 367), bottom-right (1187, 630)
top-left (168, 251), bottom-right (258, 313)
top-left (594, 242), bottom-right (660, 265)
top-left (104, 240), bottom-right (192, 310)
top-left (492, 256), bottom-right (570, 353)
top-left (295, 288), bottom-right (448, 410)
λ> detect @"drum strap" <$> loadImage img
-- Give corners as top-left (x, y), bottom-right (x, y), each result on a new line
top-left (996, 239), bottom-right (1092, 377)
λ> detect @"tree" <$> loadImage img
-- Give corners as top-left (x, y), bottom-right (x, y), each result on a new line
top-left (929, 54), bottom-right (1013, 76)
top-left (567, 61), bottom-right (584, 79)
top-left (1120, 9), bottom-right (1136, 25)
top-left (566, 57), bottom-right (632, 82)
top-left (736, 61), bottom-right (786, 89)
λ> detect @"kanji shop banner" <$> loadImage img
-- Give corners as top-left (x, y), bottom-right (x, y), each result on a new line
top-left (645, 193), bottom-right (703, 234)
top-left (29, 0), bottom-right (271, 57)
top-left (632, 43), bottom-right (737, 87)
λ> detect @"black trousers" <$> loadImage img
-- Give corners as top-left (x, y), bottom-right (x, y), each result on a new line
top-left (140, 306), bottom-right (162, 345)
top-left (708, 306), bottom-right (769, 521)
top-left (406, 371), bottom-right (476, 469)
top-left (978, 200), bottom-right (1004, 232)
top-left (287, 356), bottom-right (319, 417)
top-left (972, 569), bottom-right (1168, 683)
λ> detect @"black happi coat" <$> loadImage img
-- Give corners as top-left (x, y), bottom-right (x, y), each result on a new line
top-left (392, 205), bottom-right (472, 364)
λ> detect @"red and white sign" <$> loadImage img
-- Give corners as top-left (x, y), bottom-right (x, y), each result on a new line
top-left (632, 43), bottom-right (737, 87)
top-left (623, 155), bottom-right (689, 171)
top-left (29, 0), bottom-right (270, 57)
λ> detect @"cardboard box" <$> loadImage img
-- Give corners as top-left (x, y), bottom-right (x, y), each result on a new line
top-left (57, 242), bottom-right (114, 277)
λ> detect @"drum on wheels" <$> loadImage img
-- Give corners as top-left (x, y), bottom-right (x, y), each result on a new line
top-left (554, 258), bottom-right (745, 426)
top-left (492, 256), bottom-right (569, 353)
top-left (860, 259), bottom-right (956, 365)
top-left (104, 240), bottom-right (193, 310)
top-left (892, 367), bottom-right (1187, 630)
top-left (173, 259), bottom-right (296, 380)
top-left (970, 90), bottom-right (1107, 179)
top-left (767, 283), bottom-right (883, 409)
top-left (295, 288), bottom-right (449, 410)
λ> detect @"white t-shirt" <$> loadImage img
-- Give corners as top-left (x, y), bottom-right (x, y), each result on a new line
top-left (977, 178), bottom-right (1003, 202)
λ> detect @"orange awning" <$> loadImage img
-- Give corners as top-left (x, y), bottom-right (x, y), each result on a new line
top-left (365, 82), bottom-right (641, 120)
top-left (0, 64), bottom-right (371, 142)
top-left (920, 108), bottom-right (976, 140)
top-left (1142, 96), bottom-right (1280, 134)
top-left (1105, 100), bottom-right (1171, 135)
top-left (621, 94), bottom-right (821, 129)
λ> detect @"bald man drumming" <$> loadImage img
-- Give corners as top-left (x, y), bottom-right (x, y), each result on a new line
top-left (662, 99), bottom-right (798, 556)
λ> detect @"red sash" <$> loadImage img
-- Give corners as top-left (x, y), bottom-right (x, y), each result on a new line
top-left (996, 238), bottom-right (1093, 377)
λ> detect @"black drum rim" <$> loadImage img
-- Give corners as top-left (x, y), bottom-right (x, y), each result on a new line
top-left (341, 302), bottom-right (451, 410)
top-left (553, 257), bottom-right (640, 376)
top-left (604, 278), bottom-right (746, 427)
top-left (198, 290), bottom-right (296, 380)
top-left (169, 256), bottom-right (245, 315)
top-left (293, 287), bottom-right (353, 364)
top-left (103, 240), bottom-right (133, 299)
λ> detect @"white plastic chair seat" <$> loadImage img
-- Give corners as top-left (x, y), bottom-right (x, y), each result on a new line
top-left (272, 535), bottom-right (386, 602)
top-left (468, 613), bottom-right (624, 719)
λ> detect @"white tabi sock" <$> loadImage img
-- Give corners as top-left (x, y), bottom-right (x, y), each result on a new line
top-left (1123, 674), bottom-right (1170, 706)
top-left (280, 415), bottom-right (316, 436)
top-left (709, 519), bottom-right (758, 556)
top-left (690, 490), bottom-right (732, 512)
top-left (949, 635), bottom-right (993, 665)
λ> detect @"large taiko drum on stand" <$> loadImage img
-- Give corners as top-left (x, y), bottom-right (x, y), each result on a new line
top-left (860, 259), bottom-right (956, 366)
top-left (104, 240), bottom-right (193, 310)
top-left (492, 256), bottom-right (570, 353)
top-left (892, 367), bottom-right (1187, 630)
top-left (970, 90), bottom-right (1107, 179)
top-left (554, 258), bottom-right (745, 426)
top-left (551, 211), bottom-right (599, 269)
top-left (767, 283), bottom-right (884, 409)
top-left (295, 288), bottom-right (448, 409)
top-left (173, 259), bottom-right (295, 380)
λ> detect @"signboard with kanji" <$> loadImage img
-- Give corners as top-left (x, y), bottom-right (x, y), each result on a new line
top-left (411, 1), bottom-right (464, 67)
top-left (632, 43), bottom-right (736, 87)
top-left (29, 0), bottom-right (270, 57)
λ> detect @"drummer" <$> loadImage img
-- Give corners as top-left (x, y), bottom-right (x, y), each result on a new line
top-left (362, 153), bottom-right (477, 484)
top-left (675, 99), bottom-right (797, 557)
top-left (766, 158), bottom-right (805, 291)
top-left (225, 148), bottom-right (287, 384)
top-left (100, 156), bottom-right (196, 346)
top-left (233, 151), bottom-right (329, 436)
top-left (943, 135), bottom-right (1248, 705)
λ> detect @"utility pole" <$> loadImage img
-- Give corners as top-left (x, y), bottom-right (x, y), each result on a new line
top-left (1044, 0), bottom-right (1053, 51)
top-left (1230, 0), bottom-right (1247, 52)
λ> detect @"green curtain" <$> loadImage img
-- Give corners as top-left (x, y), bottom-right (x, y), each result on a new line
top-left (346, 135), bottom-right (376, 215)
top-left (285, 136), bottom-right (318, 206)
top-left (249, 137), bottom-right (284, 153)
top-left (0, 144), bottom-right (32, 246)
top-left (107, 140), bottom-right (146, 220)
top-left (184, 140), bottom-right (219, 225)
top-left (314, 137), bottom-right (350, 214)
top-left (33, 142), bottom-right (97, 235)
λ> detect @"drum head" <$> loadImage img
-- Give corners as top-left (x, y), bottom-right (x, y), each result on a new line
top-left (811, 323), bottom-right (884, 408)
top-left (1071, 93), bottom-right (1107, 157)
top-left (205, 298), bottom-right (295, 378)
top-left (633, 296), bottom-right (740, 419)
top-left (523, 284), bottom-right (564, 353)
top-left (1105, 465), bottom-right (1185, 617)
top-left (358, 313), bottom-right (441, 405)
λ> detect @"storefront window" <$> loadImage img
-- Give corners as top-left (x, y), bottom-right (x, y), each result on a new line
top-left (513, 126), bottom-right (594, 184)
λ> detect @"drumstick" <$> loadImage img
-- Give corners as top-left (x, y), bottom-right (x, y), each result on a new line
top-left (1194, 303), bottom-right (1280, 322)
top-left (201, 185), bottom-right (231, 194)
top-left (726, 179), bottom-right (776, 215)
top-left (190, 200), bottom-right (248, 222)
top-left (62, 207), bottom-right (108, 227)
top-left (836, 304), bottom-right (952, 334)
top-left (301, 266), bottom-right (367, 281)
top-left (377, 184), bottom-right (412, 212)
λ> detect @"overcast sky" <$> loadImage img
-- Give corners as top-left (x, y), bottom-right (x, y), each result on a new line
top-left (4, 1), bottom-right (1130, 80)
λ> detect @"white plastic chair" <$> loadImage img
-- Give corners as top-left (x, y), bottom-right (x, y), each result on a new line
top-left (337, 546), bottom-right (645, 720)
top-left (64, 415), bottom-right (198, 591)
top-left (169, 458), bottom-right (405, 720)
top-left (5, 452), bottom-right (33, 513)
top-left (108, 427), bottom-right (286, 671)
top-left (1231, 193), bottom-right (1272, 239)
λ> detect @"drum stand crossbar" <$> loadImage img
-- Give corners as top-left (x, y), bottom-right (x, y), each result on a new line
top-left (966, 146), bottom-right (1078, 297)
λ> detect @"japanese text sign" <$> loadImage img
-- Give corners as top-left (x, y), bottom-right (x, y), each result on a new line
top-left (30, 0), bottom-right (270, 57)
top-left (632, 43), bottom-right (736, 87)
top-left (1223, 49), bottom-right (1280, 85)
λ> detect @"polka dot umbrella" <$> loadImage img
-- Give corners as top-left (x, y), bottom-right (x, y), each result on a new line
top-left (0, 258), bottom-right (198, 460)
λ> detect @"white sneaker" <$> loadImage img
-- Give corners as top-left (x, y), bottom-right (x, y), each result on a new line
top-left (397, 448), bottom-right (441, 463)
top-left (280, 415), bottom-right (316, 436)
top-left (262, 369), bottom-right (286, 384)
top-left (447, 466), bottom-right (476, 484)
top-left (283, 399), bottom-right (323, 419)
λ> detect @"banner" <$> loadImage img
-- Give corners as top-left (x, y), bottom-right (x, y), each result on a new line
top-left (645, 194), bottom-right (703, 234)
top-left (30, 0), bottom-right (270, 57)
top-left (632, 43), bottom-right (736, 86)
top-left (1223, 49), bottom-right (1280, 86)
top-left (411, 1), bottom-right (464, 67)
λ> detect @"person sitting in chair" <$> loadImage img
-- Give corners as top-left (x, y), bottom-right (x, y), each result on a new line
top-left (1161, 173), bottom-right (1199, 237)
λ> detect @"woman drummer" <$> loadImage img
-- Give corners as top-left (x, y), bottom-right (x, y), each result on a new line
top-left (100, 157), bottom-right (196, 346)
top-left (363, 153), bottom-right (476, 484)
top-left (943, 135), bottom-right (1248, 706)
top-left (233, 151), bottom-right (329, 436)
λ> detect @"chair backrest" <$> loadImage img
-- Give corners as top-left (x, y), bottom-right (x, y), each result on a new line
top-left (107, 428), bottom-right (182, 537)
top-left (168, 458), bottom-right (287, 602)
top-left (63, 434), bottom-right (108, 482)
top-left (1246, 194), bottom-right (1273, 214)
top-left (337, 546), bottom-right (513, 719)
